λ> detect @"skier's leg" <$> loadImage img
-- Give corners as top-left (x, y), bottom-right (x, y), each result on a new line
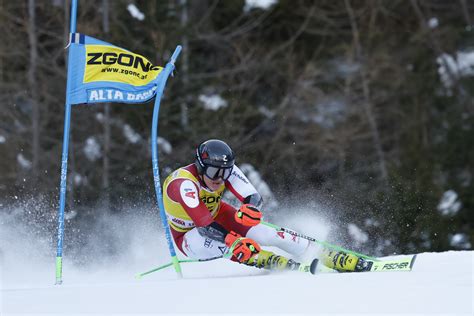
top-left (245, 223), bottom-right (371, 272)
top-left (214, 203), bottom-right (309, 270)
top-left (245, 223), bottom-right (310, 257)
top-left (241, 219), bottom-right (369, 272)
top-left (179, 227), bottom-right (228, 260)
top-left (215, 202), bottom-right (310, 257)
top-left (318, 248), bottom-right (370, 272)
top-left (175, 225), bottom-right (307, 272)
top-left (245, 249), bottom-right (304, 271)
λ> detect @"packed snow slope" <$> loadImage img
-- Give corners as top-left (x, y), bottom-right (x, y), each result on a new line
top-left (1, 206), bottom-right (473, 315)
top-left (1, 251), bottom-right (472, 315)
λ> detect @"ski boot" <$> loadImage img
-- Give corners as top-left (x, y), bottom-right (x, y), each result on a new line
top-left (245, 250), bottom-right (311, 273)
top-left (321, 250), bottom-right (371, 272)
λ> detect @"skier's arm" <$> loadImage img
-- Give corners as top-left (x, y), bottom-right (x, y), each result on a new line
top-left (235, 204), bottom-right (262, 226)
top-left (226, 165), bottom-right (264, 209)
top-left (166, 176), bottom-right (260, 262)
top-left (243, 192), bottom-right (263, 209)
top-left (166, 178), bottom-right (213, 227)
top-left (166, 178), bottom-right (247, 242)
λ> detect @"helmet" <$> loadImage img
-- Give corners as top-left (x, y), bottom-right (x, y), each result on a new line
top-left (195, 139), bottom-right (235, 180)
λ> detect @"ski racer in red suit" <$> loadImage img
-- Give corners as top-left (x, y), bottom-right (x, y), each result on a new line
top-left (163, 139), bottom-right (369, 272)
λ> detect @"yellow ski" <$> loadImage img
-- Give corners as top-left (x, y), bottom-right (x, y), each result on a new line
top-left (369, 255), bottom-right (417, 272)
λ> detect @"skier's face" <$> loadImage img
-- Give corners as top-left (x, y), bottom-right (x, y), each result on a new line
top-left (203, 174), bottom-right (224, 191)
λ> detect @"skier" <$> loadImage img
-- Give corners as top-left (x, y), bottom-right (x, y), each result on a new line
top-left (163, 139), bottom-right (369, 273)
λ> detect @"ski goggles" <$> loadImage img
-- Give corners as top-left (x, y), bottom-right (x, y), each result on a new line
top-left (204, 166), bottom-right (233, 181)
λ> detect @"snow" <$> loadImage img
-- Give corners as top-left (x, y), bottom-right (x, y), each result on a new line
top-left (72, 173), bottom-right (84, 186)
top-left (123, 124), bottom-right (142, 144)
top-left (64, 210), bottom-right (77, 220)
top-left (2, 251), bottom-right (472, 315)
top-left (450, 233), bottom-right (472, 249)
top-left (1, 204), bottom-right (473, 315)
top-left (258, 105), bottom-right (275, 118)
top-left (364, 218), bottom-right (380, 227)
top-left (95, 112), bottom-right (104, 122)
top-left (347, 223), bottom-right (369, 245)
top-left (437, 51), bottom-right (474, 91)
top-left (244, 0), bottom-right (277, 12)
top-left (428, 17), bottom-right (439, 29)
top-left (127, 4), bottom-right (145, 21)
top-left (157, 137), bottom-right (172, 154)
top-left (83, 137), bottom-right (101, 161)
top-left (437, 189), bottom-right (462, 216)
top-left (16, 153), bottom-right (32, 169)
top-left (198, 94), bottom-right (228, 111)
top-left (311, 98), bottom-right (347, 129)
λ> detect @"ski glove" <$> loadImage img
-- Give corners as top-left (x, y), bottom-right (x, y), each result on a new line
top-left (225, 231), bottom-right (261, 263)
top-left (235, 204), bottom-right (262, 227)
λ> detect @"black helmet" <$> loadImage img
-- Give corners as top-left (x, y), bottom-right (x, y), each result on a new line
top-left (195, 139), bottom-right (235, 180)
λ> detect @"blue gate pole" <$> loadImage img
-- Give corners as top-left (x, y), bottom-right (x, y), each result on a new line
top-left (151, 46), bottom-right (183, 278)
top-left (55, 0), bottom-right (78, 285)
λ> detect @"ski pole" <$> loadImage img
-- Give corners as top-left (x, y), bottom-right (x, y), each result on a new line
top-left (261, 221), bottom-right (378, 261)
top-left (137, 232), bottom-right (256, 279)
top-left (136, 256), bottom-right (223, 279)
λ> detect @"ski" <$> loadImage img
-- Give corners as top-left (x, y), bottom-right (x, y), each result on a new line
top-left (368, 255), bottom-right (417, 272)
top-left (298, 260), bottom-right (315, 274)
top-left (308, 255), bottom-right (417, 274)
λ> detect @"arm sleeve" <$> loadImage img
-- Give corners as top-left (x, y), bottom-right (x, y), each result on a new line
top-left (226, 165), bottom-right (263, 208)
top-left (166, 178), bottom-right (213, 227)
top-left (244, 193), bottom-right (263, 209)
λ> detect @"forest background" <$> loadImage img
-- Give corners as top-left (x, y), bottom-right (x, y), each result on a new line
top-left (0, 0), bottom-right (472, 259)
